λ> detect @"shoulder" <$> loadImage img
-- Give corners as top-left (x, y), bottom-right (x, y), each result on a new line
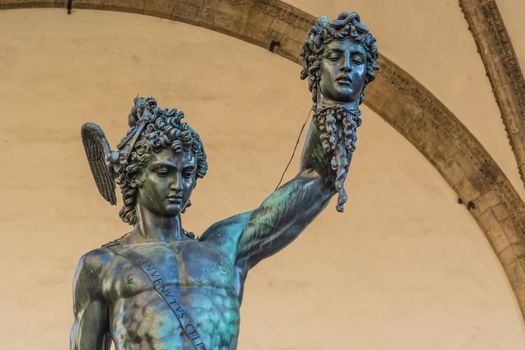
top-left (73, 247), bottom-right (115, 296)
top-left (76, 247), bottom-right (115, 273)
top-left (199, 211), bottom-right (252, 243)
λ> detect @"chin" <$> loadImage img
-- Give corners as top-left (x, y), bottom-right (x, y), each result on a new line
top-left (336, 88), bottom-right (358, 100)
top-left (164, 205), bottom-right (183, 216)
top-left (323, 88), bottom-right (358, 103)
top-left (332, 94), bottom-right (357, 103)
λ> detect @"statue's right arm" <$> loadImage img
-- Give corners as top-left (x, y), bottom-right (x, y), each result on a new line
top-left (70, 249), bottom-right (112, 350)
top-left (201, 120), bottom-right (340, 267)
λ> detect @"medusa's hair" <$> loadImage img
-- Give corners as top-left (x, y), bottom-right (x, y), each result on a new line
top-left (115, 97), bottom-right (208, 225)
top-left (300, 11), bottom-right (379, 104)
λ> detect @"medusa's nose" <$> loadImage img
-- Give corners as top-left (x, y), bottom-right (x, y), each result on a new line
top-left (341, 52), bottom-right (352, 72)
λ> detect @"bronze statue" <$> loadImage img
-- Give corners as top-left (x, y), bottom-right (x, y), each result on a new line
top-left (71, 11), bottom-right (378, 350)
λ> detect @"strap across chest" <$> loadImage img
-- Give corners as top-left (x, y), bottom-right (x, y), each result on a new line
top-left (105, 242), bottom-right (206, 350)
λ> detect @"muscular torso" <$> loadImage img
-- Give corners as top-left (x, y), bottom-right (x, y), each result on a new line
top-left (98, 236), bottom-right (244, 350)
top-left (73, 171), bottom-right (335, 350)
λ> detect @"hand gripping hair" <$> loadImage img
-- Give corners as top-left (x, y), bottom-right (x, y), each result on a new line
top-left (300, 12), bottom-right (379, 212)
top-left (81, 97), bottom-right (208, 225)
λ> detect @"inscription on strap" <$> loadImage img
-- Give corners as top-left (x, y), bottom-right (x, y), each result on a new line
top-left (105, 242), bottom-right (206, 350)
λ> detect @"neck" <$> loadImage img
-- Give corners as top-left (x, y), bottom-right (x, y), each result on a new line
top-left (134, 204), bottom-right (186, 243)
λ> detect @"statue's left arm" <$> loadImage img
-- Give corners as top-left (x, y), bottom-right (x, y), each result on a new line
top-left (234, 120), bottom-right (343, 270)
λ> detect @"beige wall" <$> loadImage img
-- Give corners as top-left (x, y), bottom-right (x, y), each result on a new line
top-left (0, 8), bottom-right (524, 349)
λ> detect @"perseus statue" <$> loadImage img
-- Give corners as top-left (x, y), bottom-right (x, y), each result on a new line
top-left (72, 11), bottom-right (378, 350)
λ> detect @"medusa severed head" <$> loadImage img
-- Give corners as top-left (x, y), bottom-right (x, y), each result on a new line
top-left (115, 97), bottom-right (208, 225)
top-left (300, 12), bottom-right (379, 105)
top-left (298, 12), bottom-right (379, 212)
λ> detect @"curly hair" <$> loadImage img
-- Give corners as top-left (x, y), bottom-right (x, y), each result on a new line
top-left (115, 97), bottom-right (208, 225)
top-left (300, 11), bottom-right (379, 104)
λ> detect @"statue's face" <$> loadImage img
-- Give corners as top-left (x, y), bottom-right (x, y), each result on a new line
top-left (319, 39), bottom-right (367, 103)
top-left (136, 148), bottom-right (197, 217)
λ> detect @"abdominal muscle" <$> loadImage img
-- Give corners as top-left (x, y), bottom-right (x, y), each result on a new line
top-left (109, 285), bottom-right (241, 350)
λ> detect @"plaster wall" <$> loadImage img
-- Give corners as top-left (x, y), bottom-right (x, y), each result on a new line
top-left (0, 9), bottom-right (524, 349)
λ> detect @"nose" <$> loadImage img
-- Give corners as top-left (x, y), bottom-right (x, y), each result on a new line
top-left (170, 173), bottom-right (183, 192)
top-left (341, 52), bottom-right (352, 72)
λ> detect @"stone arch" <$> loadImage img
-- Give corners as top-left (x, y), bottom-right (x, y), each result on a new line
top-left (460, 0), bottom-right (525, 190)
top-left (3, 0), bottom-right (525, 318)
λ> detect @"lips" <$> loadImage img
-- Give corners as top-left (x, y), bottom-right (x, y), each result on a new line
top-left (167, 196), bottom-right (183, 203)
top-left (336, 76), bottom-right (353, 85)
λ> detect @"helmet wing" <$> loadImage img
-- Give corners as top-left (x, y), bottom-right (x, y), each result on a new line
top-left (81, 122), bottom-right (117, 205)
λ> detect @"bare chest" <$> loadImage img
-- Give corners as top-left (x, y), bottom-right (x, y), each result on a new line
top-left (103, 241), bottom-right (236, 301)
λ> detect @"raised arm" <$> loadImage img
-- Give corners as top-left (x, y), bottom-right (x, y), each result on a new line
top-left (70, 250), bottom-right (111, 350)
top-left (203, 11), bottom-right (378, 275)
top-left (231, 10), bottom-right (379, 270)
top-left (234, 119), bottom-right (341, 270)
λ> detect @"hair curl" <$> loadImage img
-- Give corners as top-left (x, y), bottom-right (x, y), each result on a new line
top-left (300, 11), bottom-right (379, 104)
top-left (115, 97), bottom-right (208, 225)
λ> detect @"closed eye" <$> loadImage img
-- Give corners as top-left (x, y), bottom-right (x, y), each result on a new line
top-left (352, 56), bottom-right (364, 64)
top-left (183, 168), bottom-right (196, 178)
top-left (326, 52), bottom-right (341, 60)
top-left (155, 168), bottom-right (169, 177)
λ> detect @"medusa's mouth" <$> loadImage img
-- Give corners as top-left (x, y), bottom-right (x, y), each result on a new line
top-left (336, 76), bottom-right (353, 86)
